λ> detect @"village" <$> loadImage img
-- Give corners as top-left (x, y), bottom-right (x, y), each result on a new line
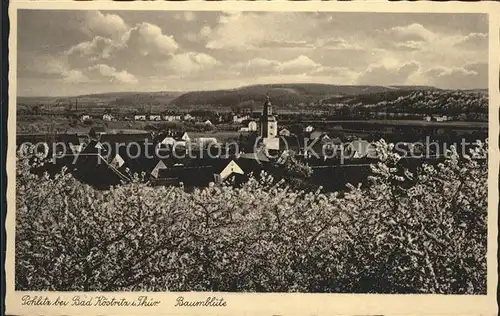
top-left (78, 108), bottom-right (452, 125)
top-left (24, 96), bottom-right (397, 191)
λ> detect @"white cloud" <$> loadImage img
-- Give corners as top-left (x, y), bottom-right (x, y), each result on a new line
top-left (126, 23), bottom-right (179, 56)
top-left (32, 55), bottom-right (68, 75)
top-left (206, 12), bottom-right (316, 50)
top-left (234, 56), bottom-right (325, 76)
top-left (454, 32), bottom-right (488, 49)
top-left (393, 40), bottom-right (425, 51)
top-left (185, 26), bottom-right (212, 43)
top-left (242, 58), bottom-right (280, 69)
top-left (276, 55), bottom-right (323, 74)
top-left (87, 64), bottom-right (138, 84)
top-left (62, 69), bottom-right (89, 83)
top-left (64, 36), bottom-right (121, 61)
top-left (315, 38), bottom-right (362, 50)
top-left (30, 55), bottom-right (89, 83)
top-left (420, 63), bottom-right (487, 89)
top-left (163, 52), bottom-right (219, 75)
top-left (83, 11), bottom-right (128, 40)
top-left (357, 61), bottom-right (420, 85)
top-left (66, 19), bottom-right (180, 68)
top-left (386, 23), bottom-right (437, 42)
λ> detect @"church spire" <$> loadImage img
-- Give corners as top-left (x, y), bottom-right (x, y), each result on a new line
top-left (263, 93), bottom-right (273, 116)
top-left (259, 94), bottom-right (279, 149)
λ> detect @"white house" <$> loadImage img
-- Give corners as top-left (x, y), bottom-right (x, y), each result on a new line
top-left (149, 115), bottom-right (162, 121)
top-left (151, 160), bottom-right (168, 179)
top-left (233, 115), bottom-right (250, 123)
top-left (159, 132), bottom-right (190, 147)
top-left (110, 153), bottom-right (125, 169)
top-left (102, 114), bottom-right (114, 121)
top-left (304, 125), bottom-right (314, 133)
top-left (424, 115), bottom-right (432, 122)
top-left (213, 160), bottom-right (244, 183)
top-left (134, 115), bottom-right (146, 121)
top-left (163, 115), bottom-right (181, 121)
top-left (80, 115), bottom-right (91, 122)
top-left (184, 114), bottom-right (194, 121)
top-left (204, 120), bottom-right (213, 125)
top-left (197, 137), bottom-right (218, 146)
top-left (159, 136), bottom-right (176, 147)
top-left (435, 115), bottom-right (449, 122)
top-left (248, 121), bottom-right (258, 131)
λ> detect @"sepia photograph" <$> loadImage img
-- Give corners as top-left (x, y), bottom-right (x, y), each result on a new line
top-left (5, 1), bottom-right (499, 315)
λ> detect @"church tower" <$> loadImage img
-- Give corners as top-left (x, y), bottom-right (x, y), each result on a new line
top-left (259, 95), bottom-right (279, 150)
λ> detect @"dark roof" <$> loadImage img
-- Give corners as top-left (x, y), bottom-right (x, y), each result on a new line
top-left (114, 143), bottom-right (160, 173)
top-left (80, 140), bottom-right (106, 155)
top-left (90, 126), bottom-right (107, 133)
top-left (236, 157), bottom-right (267, 174)
top-left (310, 131), bottom-right (329, 140)
top-left (239, 150), bottom-right (270, 163)
top-left (100, 133), bottom-right (151, 144)
top-left (279, 135), bottom-right (303, 151)
top-left (173, 131), bottom-right (188, 140)
top-left (156, 166), bottom-right (186, 179)
top-left (58, 134), bottom-right (80, 145)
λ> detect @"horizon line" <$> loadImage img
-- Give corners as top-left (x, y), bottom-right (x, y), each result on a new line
top-left (16, 83), bottom-right (489, 99)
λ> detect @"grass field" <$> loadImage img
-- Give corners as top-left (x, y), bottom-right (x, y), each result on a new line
top-left (188, 131), bottom-right (240, 142)
top-left (288, 119), bottom-right (488, 129)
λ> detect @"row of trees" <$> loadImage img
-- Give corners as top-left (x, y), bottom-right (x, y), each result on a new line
top-left (16, 140), bottom-right (488, 293)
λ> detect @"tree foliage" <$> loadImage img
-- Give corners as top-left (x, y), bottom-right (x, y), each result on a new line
top-left (15, 140), bottom-right (488, 293)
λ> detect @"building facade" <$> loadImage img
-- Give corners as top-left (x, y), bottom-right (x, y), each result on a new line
top-left (259, 96), bottom-right (279, 150)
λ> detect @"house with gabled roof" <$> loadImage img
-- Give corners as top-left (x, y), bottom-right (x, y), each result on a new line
top-left (345, 140), bottom-right (378, 159)
top-left (154, 131), bottom-right (190, 148)
top-left (103, 114), bottom-right (114, 121)
top-left (68, 139), bottom-right (131, 187)
top-left (212, 159), bottom-right (245, 184)
top-left (150, 157), bottom-right (180, 179)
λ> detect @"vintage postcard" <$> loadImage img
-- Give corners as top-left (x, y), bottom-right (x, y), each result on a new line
top-left (5, 1), bottom-right (499, 315)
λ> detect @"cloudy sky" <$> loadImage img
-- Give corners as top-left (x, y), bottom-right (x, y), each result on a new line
top-left (17, 10), bottom-right (488, 96)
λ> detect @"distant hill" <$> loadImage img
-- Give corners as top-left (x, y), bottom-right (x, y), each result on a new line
top-left (17, 91), bottom-right (185, 113)
top-left (18, 84), bottom-right (487, 115)
top-left (170, 84), bottom-right (439, 109)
